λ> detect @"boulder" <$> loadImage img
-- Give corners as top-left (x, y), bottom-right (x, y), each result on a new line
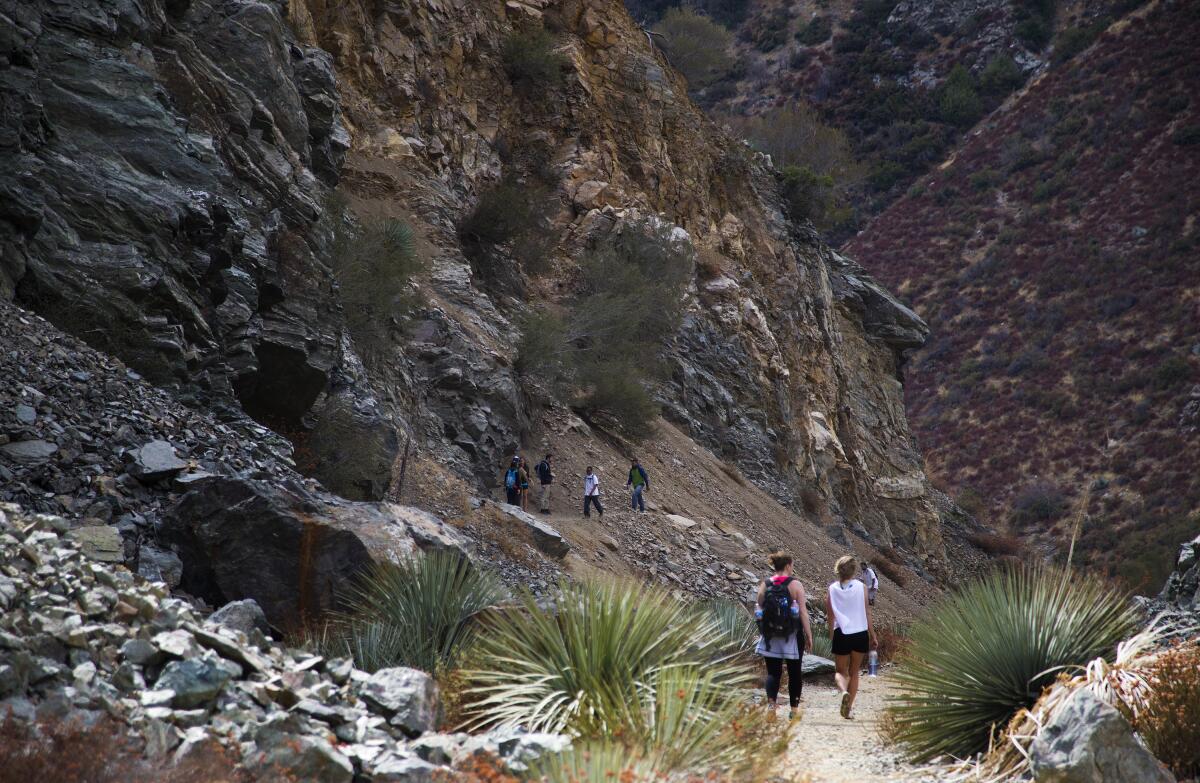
top-left (665, 513), bottom-right (699, 531)
top-left (493, 503), bottom-right (570, 557)
top-left (360, 667), bottom-right (438, 738)
top-left (208, 599), bottom-right (270, 636)
top-left (1029, 689), bottom-right (1176, 783)
top-left (368, 752), bottom-right (440, 782)
top-left (0, 439), bottom-right (57, 463)
top-left (66, 525), bottom-right (124, 563)
top-left (153, 658), bottom-right (232, 710)
top-left (161, 476), bottom-right (469, 628)
top-left (801, 655), bottom-right (836, 676)
top-left (126, 440), bottom-right (187, 483)
top-left (253, 733), bottom-right (354, 783)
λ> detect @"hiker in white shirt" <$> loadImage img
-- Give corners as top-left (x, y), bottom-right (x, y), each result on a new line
top-left (827, 555), bottom-right (877, 720)
top-left (583, 466), bottom-right (604, 518)
top-left (860, 560), bottom-right (879, 606)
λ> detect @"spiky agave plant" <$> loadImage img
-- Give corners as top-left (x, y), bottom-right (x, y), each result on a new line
top-left (464, 580), bottom-right (753, 739)
top-left (699, 598), bottom-right (758, 659)
top-left (528, 741), bottom-right (661, 783)
top-left (810, 625), bottom-right (833, 660)
top-left (326, 549), bottom-right (506, 673)
top-left (888, 565), bottom-right (1139, 761)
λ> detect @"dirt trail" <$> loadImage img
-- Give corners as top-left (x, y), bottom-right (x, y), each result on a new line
top-left (779, 670), bottom-right (948, 783)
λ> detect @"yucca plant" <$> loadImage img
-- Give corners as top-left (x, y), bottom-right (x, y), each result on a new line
top-left (888, 565), bottom-right (1139, 761)
top-left (322, 549), bottom-right (506, 673)
top-left (528, 741), bottom-right (661, 783)
top-left (463, 580), bottom-right (753, 737)
top-left (699, 598), bottom-right (758, 659)
top-left (810, 625), bottom-right (833, 660)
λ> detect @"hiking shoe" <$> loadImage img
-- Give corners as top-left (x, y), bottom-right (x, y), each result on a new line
top-left (788, 708), bottom-right (801, 721)
top-left (839, 691), bottom-right (850, 719)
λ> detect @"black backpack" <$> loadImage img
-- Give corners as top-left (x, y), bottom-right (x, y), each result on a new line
top-left (760, 577), bottom-right (795, 649)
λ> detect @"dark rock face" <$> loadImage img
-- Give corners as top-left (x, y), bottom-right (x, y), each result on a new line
top-left (161, 476), bottom-right (470, 629)
top-left (0, 0), bottom-right (347, 424)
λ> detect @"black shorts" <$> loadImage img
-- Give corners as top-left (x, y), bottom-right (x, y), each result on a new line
top-left (832, 629), bottom-right (870, 655)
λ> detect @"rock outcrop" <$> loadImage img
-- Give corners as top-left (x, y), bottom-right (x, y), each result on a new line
top-left (162, 476), bottom-right (469, 629)
top-left (2, 0), bottom-right (958, 573)
top-left (0, 503), bottom-right (568, 779)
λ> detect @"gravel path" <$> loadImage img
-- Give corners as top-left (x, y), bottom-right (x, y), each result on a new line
top-left (778, 670), bottom-right (950, 783)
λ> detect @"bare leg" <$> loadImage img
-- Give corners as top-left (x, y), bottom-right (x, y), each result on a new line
top-left (834, 653), bottom-right (850, 694)
top-left (846, 650), bottom-right (865, 713)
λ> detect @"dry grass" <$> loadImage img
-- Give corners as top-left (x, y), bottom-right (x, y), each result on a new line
top-left (873, 624), bottom-right (910, 664)
top-left (873, 555), bottom-right (908, 587)
top-left (0, 713), bottom-right (258, 783)
top-left (1135, 644), bottom-right (1200, 779)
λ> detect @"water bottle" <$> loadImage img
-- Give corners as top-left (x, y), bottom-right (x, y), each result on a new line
top-left (868, 650), bottom-right (879, 677)
top-left (789, 601), bottom-right (800, 618)
top-left (754, 607), bottom-right (763, 621)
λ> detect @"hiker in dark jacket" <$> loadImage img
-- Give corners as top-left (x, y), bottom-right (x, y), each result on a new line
top-left (535, 454), bottom-right (554, 515)
top-left (625, 459), bottom-right (649, 512)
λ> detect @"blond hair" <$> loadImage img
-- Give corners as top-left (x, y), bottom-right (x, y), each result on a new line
top-left (835, 555), bottom-right (857, 581)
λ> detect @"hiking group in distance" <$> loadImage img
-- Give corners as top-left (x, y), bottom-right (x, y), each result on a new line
top-left (501, 455), bottom-right (650, 518)
top-left (499, 454), bottom-right (884, 723)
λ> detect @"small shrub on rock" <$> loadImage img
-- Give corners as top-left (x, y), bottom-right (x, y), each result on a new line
top-left (938, 65), bottom-right (983, 127)
top-left (1011, 481), bottom-right (1069, 526)
top-left (501, 29), bottom-right (567, 91)
top-left (653, 8), bottom-right (735, 89)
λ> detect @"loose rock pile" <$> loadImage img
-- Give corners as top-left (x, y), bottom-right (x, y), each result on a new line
top-left (0, 504), bottom-right (569, 781)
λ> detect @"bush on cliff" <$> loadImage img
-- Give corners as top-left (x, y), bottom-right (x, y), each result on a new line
top-left (887, 565), bottom-right (1139, 761)
top-left (653, 8), bottom-right (735, 90)
top-left (517, 222), bottom-right (692, 435)
top-left (501, 29), bottom-right (567, 91)
top-left (331, 211), bottom-right (424, 368)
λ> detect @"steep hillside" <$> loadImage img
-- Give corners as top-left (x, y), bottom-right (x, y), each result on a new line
top-left (0, 0), bottom-right (976, 601)
top-left (633, 0), bottom-right (1148, 232)
top-left (845, 0), bottom-right (1200, 591)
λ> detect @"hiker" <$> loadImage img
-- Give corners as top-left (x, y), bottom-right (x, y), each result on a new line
top-left (625, 459), bottom-right (649, 512)
top-left (583, 466), bottom-right (604, 518)
top-left (535, 453), bottom-right (554, 514)
top-left (518, 456), bottom-right (532, 512)
top-left (827, 555), bottom-right (877, 720)
top-left (502, 457), bottom-right (521, 506)
top-left (861, 560), bottom-right (879, 606)
top-left (754, 551), bottom-right (813, 720)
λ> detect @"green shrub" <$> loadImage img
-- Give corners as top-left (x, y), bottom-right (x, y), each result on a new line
top-left (518, 222), bottom-right (691, 436)
top-left (810, 625), bottom-right (833, 659)
top-left (530, 742), bottom-right (660, 783)
top-left (1172, 125), bottom-right (1200, 145)
top-left (968, 168), bottom-right (1002, 191)
top-left (1011, 481), bottom-right (1069, 525)
top-left (888, 566), bottom-right (1139, 761)
top-left (501, 29), bottom-right (567, 90)
top-left (653, 8), bottom-right (735, 89)
top-left (1053, 22), bottom-right (1104, 63)
top-left (979, 55), bottom-right (1024, 96)
top-left (331, 214), bottom-right (424, 367)
top-left (458, 178), bottom-right (554, 282)
top-left (318, 550), bottom-right (506, 674)
top-left (938, 65), bottom-right (983, 127)
top-left (1153, 355), bottom-right (1191, 389)
top-left (796, 15), bottom-right (833, 45)
top-left (464, 581), bottom-right (770, 774)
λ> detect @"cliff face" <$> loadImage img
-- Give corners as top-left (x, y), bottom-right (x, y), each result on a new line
top-left (0, 0), bottom-right (955, 570)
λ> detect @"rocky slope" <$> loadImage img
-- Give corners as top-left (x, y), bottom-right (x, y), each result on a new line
top-left (844, 0), bottom-right (1200, 590)
top-left (1, 0), bottom-right (969, 603)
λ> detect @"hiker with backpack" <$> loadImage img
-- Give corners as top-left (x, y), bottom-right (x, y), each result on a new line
top-left (625, 459), bottom-right (649, 512)
top-left (503, 457), bottom-right (521, 506)
top-left (861, 560), bottom-right (879, 606)
top-left (754, 551), bottom-right (813, 720)
top-left (583, 466), bottom-right (604, 518)
top-left (827, 556), bottom-right (877, 720)
top-left (535, 454), bottom-right (554, 514)
top-left (518, 456), bottom-right (532, 512)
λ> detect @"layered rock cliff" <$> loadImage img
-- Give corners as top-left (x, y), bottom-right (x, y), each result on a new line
top-left (0, 0), bottom-right (957, 574)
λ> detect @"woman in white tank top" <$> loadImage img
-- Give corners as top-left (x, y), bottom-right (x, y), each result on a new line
top-left (826, 555), bottom-right (876, 719)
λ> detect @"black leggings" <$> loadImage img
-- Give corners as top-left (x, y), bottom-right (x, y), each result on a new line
top-left (764, 656), bottom-right (803, 707)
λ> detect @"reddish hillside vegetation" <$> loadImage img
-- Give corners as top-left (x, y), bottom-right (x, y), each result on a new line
top-left (846, 0), bottom-right (1200, 591)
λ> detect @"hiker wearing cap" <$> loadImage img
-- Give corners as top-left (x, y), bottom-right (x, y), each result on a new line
top-left (535, 454), bottom-right (554, 514)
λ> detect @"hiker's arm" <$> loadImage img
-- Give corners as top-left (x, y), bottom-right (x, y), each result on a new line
top-left (755, 580), bottom-right (766, 609)
top-left (825, 591), bottom-right (834, 635)
top-left (794, 582), bottom-right (812, 652)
